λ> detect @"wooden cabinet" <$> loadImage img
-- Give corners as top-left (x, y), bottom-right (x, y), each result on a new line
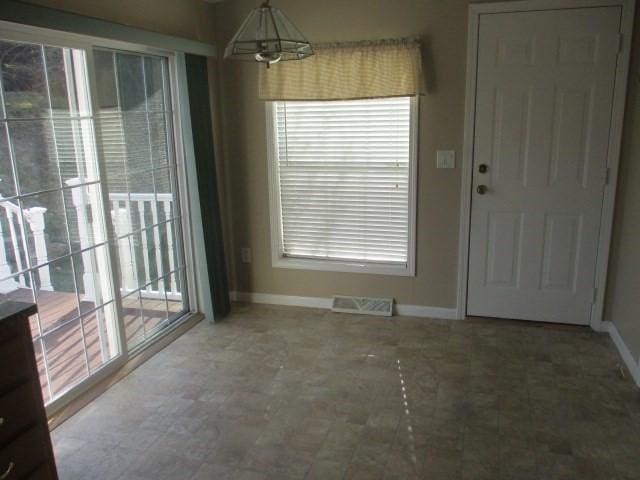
top-left (0, 302), bottom-right (58, 480)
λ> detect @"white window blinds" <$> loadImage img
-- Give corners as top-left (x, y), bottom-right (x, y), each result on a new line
top-left (272, 96), bottom-right (413, 266)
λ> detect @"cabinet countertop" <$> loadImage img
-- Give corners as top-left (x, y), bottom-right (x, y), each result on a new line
top-left (0, 301), bottom-right (37, 322)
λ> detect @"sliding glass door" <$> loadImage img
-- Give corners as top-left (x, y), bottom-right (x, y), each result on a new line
top-left (0, 32), bottom-right (190, 405)
top-left (92, 48), bottom-right (188, 351)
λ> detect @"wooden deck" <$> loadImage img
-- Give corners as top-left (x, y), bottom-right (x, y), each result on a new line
top-left (0, 288), bottom-right (183, 403)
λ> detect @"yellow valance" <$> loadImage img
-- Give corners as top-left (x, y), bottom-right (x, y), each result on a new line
top-left (258, 38), bottom-right (424, 101)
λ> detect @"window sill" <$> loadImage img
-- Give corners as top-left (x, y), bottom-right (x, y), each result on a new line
top-left (272, 255), bottom-right (415, 277)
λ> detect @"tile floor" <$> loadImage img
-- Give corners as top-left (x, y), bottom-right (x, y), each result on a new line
top-left (52, 303), bottom-right (640, 479)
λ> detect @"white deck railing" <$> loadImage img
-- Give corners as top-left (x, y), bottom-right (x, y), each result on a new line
top-left (0, 179), bottom-right (180, 302)
top-left (0, 195), bottom-right (51, 294)
top-left (65, 178), bottom-right (180, 301)
top-left (107, 191), bottom-right (179, 300)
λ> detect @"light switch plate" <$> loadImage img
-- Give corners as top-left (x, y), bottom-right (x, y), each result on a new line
top-left (436, 150), bottom-right (456, 169)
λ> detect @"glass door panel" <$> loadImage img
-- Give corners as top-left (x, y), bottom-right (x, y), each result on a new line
top-left (0, 39), bottom-right (119, 402)
top-left (93, 48), bottom-right (189, 352)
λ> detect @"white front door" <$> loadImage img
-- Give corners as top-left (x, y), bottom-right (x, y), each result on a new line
top-left (467, 7), bottom-right (621, 324)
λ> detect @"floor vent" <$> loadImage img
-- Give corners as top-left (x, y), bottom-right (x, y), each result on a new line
top-left (331, 296), bottom-right (394, 317)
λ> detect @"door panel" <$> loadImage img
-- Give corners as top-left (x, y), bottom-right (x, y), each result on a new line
top-left (485, 212), bottom-right (523, 288)
top-left (540, 214), bottom-right (581, 292)
top-left (491, 86), bottom-right (532, 185)
top-left (467, 7), bottom-right (620, 324)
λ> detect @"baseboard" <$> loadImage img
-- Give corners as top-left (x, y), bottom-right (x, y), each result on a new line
top-left (601, 321), bottom-right (640, 387)
top-left (394, 303), bottom-right (460, 319)
top-left (232, 291), bottom-right (333, 309)
top-left (230, 291), bottom-right (459, 320)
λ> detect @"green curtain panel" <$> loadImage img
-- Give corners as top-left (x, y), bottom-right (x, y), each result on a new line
top-left (185, 54), bottom-right (231, 318)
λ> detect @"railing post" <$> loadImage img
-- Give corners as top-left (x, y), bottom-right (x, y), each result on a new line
top-left (137, 201), bottom-right (151, 289)
top-left (66, 178), bottom-right (117, 362)
top-left (163, 200), bottom-right (177, 294)
top-left (150, 200), bottom-right (164, 293)
top-left (1, 204), bottom-right (27, 288)
top-left (0, 214), bottom-right (20, 294)
top-left (25, 207), bottom-right (52, 290)
top-left (65, 178), bottom-right (95, 301)
top-left (112, 207), bottom-right (136, 291)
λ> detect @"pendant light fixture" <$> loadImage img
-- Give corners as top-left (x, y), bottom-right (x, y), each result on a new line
top-left (224, 0), bottom-right (313, 67)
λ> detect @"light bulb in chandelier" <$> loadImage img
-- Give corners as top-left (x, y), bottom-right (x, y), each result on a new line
top-left (255, 51), bottom-right (282, 66)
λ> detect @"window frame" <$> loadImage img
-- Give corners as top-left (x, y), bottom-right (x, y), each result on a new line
top-left (266, 96), bottom-right (419, 277)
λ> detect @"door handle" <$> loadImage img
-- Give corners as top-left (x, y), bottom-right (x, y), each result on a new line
top-left (0, 462), bottom-right (14, 480)
top-left (476, 185), bottom-right (488, 195)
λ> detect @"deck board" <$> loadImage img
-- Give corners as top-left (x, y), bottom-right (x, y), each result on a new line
top-left (1, 287), bottom-right (182, 402)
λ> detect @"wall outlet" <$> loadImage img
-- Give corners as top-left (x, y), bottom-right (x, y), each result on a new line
top-left (240, 247), bottom-right (252, 263)
top-left (436, 150), bottom-right (456, 169)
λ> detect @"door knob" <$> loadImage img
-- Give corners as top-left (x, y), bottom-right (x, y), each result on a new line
top-left (477, 185), bottom-right (487, 195)
top-left (478, 164), bottom-right (488, 173)
top-left (0, 462), bottom-right (14, 480)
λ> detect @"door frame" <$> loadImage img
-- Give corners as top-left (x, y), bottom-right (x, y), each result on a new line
top-left (0, 20), bottom-right (204, 415)
top-left (456, 0), bottom-right (636, 328)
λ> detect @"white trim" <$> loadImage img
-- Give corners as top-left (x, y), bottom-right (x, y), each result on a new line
top-left (466, 0), bottom-right (632, 12)
top-left (456, 2), bottom-right (482, 320)
top-left (0, 20), bottom-right (176, 59)
top-left (266, 101), bottom-right (285, 271)
top-left (456, 0), bottom-right (636, 325)
top-left (174, 53), bottom-right (214, 322)
top-left (599, 321), bottom-right (640, 387)
top-left (589, 0), bottom-right (636, 330)
top-left (265, 97), bottom-right (419, 277)
top-left (394, 303), bottom-right (460, 320)
top-left (232, 291), bottom-right (333, 309)
top-left (0, 0), bottom-right (216, 57)
top-left (270, 256), bottom-right (416, 277)
top-left (407, 96), bottom-right (419, 276)
top-left (230, 291), bottom-right (460, 320)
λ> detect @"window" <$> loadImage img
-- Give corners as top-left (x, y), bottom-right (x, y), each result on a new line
top-left (267, 96), bottom-right (417, 276)
top-left (0, 29), bottom-right (192, 405)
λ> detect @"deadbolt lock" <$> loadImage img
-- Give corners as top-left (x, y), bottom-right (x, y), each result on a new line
top-left (478, 164), bottom-right (488, 173)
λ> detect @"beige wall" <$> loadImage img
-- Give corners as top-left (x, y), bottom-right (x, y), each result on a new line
top-left (214, 0), bottom-right (640, 363)
top-left (31, 0), bottom-right (640, 358)
top-left (604, 8), bottom-right (640, 362)
top-left (214, 0), bottom-right (468, 307)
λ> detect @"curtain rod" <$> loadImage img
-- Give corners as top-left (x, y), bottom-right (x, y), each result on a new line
top-left (313, 36), bottom-right (422, 50)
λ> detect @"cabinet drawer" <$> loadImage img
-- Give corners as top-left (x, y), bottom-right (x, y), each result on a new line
top-left (0, 425), bottom-right (49, 479)
top-left (24, 462), bottom-right (57, 480)
top-left (0, 381), bottom-right (40, 446)
top-left (0, 337), bottom-right (32, 393)
top-left (0, 316), bottom-right (24, 346)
